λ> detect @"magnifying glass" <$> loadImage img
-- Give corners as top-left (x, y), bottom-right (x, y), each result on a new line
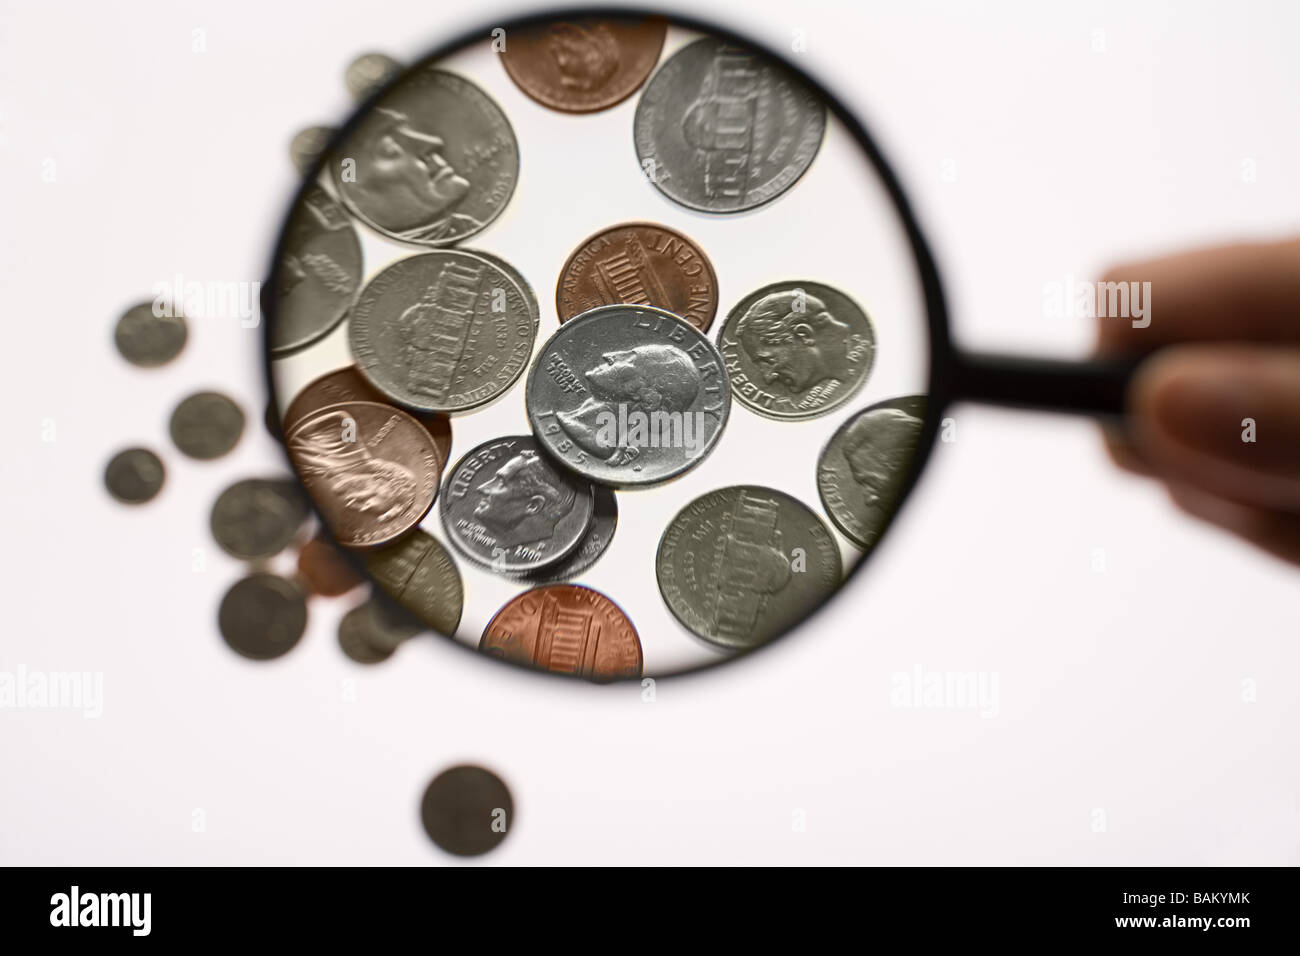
top-left (264, 6), bottom-right (1143, 682)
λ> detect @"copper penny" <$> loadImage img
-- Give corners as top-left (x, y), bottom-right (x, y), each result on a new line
top-left (286, 400), bottom-right (439, 549)
top-left (555, 222), bottom-right (718, 332)
top-left (297, 535), bottom-right (366, 597)
top-left (499, 17), bottom-right (666, 114)
top-left (480, 584), bottom-right (642, 682)
top-left (283, 365), bottom-right (452, 468)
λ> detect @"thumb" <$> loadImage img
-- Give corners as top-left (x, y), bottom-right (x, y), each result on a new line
top-left (1130, 345), bottom-right (1300, 512)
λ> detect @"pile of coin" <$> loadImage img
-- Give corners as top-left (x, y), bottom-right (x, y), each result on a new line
top-left (272, 17), bottom-right (927, 681)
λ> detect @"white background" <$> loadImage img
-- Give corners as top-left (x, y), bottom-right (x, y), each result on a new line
top-left (1, 0), bottom-right (1298, 865)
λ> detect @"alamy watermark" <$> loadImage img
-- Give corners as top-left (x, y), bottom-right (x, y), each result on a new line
top-left (890, 665), bottom-right (999, 718)
top-left (0, 665), bottom-right (103, 718)
top-left (593, 403), bottom-right (710, 454)
top-left (151, 273), bottom-right (260, 327)
top-left (1043, 275), bottom-right (1151, 328)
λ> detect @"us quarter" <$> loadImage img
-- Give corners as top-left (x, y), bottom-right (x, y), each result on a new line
top-left (440, 435), bottom-right (594, 575)
top-left (331, 67), bottom-right (518, 246)
top-left (363, 530), bottom-right (464, 634)
top-left (114, 301), bottom-right (187, 367)
top-left (656, 485), bottom-right (842, 651)
top-left (170, 391), bottom-right (245, 460)
top-left (818, 396), bottom-right (926, 551)
top-left (526, 304), bottom-right (730, 486)
top-left (349, 251), bottom-right (537, 414)
top-left (634, 37), bottom-right (826, 213)
top-left (718, 281), bottom-right (875, 421)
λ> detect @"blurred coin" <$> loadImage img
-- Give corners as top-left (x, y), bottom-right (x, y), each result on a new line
top-left (286, 400), bottom-right (439, 548)
top-left (345, 52), bottom-right (403, 101)
top-left (818, 396), bottom-right (926, 550)
top-left (656, 485), bottom-right (842, 651)
top-left (288, 125), bottom-right (335, 176)
top-left (271, 184), bottom-right (363, 355)
top-left (218, 573), bottom-right (307, 660)
top-left (556, 222), bottom-right (718, 331)
top-left (526, 304), bottom-right (729, 486)
top-left (104, 447), bottom-right (165, 504)
top-left (283, 364), bottom-right (452, 467)
top-left (718, 281), bottom-right (875, 421)
top-left (297, 534), bottom-right (365, 597)
top-left (527, 485), bottom-right (617, 582)
top-left (634, 37), bottom-right (825, 213)
top-left (113, 301), bottom-right (187, 367)
top-left (363, 531), bottom-right (463, 634)
top-left (331, 67), bottom-right (518, 247)
top-left (421, 765), bottom-right (513, 857)
top-left (481, 584), bottom-right (643, 681)
top-left (499, 16), bottom-right (666, 113)
top-left (337, 594), bottom-right (421, 663)
top-left (349, 251), bottom-right (535, 413)
top-left (264, 401), bottom-right (282, 442)
top-left (462, 248), bottom-right (539, 329)
top-left (169, 391), bottom-right (245, 460)
top-left (210, 477), bottom-right (309, 560)
top-left (441, 435), bottom-right (594, 574)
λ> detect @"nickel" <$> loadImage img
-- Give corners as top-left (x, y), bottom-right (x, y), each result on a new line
top-left (363, 530), bottom-right (464, 635)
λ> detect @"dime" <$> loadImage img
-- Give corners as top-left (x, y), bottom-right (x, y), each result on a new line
top-left (420, 765), bottom-right (513, 856)
top-left (283, 365), bottom-right (452, 468)
top-left (104, 447), bottom-right (165, 504)
top-left (718, 281), bottom-right (875, 421)
top-left (528, 485), bottom-right (617, 582)
top-left (656, 485), bottom-right (842, 651)
top-left (331, 67), bottom-right (518, 247)
top-left (210, 478), bottom-right (309, 560)
top-left (337, 594), bottom-right (422, 664)
top-left (363, 530), bottom-right (464, 634)
top-left (461, 248), bottom-right (539, 329)
top-left (286, 400), bottom-right (439, 548)
top-left (349, 251), bottom-right (536, 413)
top-left (288, 125), bottom-right (335, 176)
top-left (218, 573), bottom-right (307, 661)
top-left (499, 17), bottom-right (666, 113)
top-left (297, 534), bottom-right (365, 597)
top-left (818, 396), bottom-right (926, 550)
top-left (440, 435), bottom-right (594, 575)
top-left (556, 222), bottom-right (718, 332)
top-left (526, 304), bottom-right (730, 486)
top-left (344, 52), bottom-right (403, 102)
top-left (634, 36), bottom-right (826, 213)
top-left (113, 301), bottom-right (187, 367)
top-left (170, 391), bottom-right (246, 460)
top-left (271, 184), bottom-right (363, 355)
top-left (481, 584), bottom-right (642, 681)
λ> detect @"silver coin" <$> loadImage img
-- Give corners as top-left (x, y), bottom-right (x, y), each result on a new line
top-left (210, 478), bottom-right (310, 560)
top-left (818, 396), bottom-right (926, 551)
top-left (526, 304), bottom-right (730, 486)
top-left (104, 447), bottom-right (165, 504)
top-left (462, 248), bottom-right (540, 329)
top-left (113, 301), bottom-right (187, 367)
top-left (363, 530), bottom-right (463, 634)
top-left (633, 37), bottom-right (826, 213)
top-left (169, 391), bottom-right (246, 460)
top-left (288, 125), bottom-right (335, 176)
top-left (349, 251), bottom-right (536, 413)
top-left (656, 485), bottom-right (842, 651)
top-left (344, 52), bottom-right (403, 101)
top-left (331, 67), bottom-right (519, 247)
top-left (440, 435), bottom-right (595, 575)
top-left (271, 184), bottom-right (363, 355)
top-left (718, 281), bottom-right (875, 421)
top-left (527, 485), bottom-right (618, 582)
top-left (338, 594), bottom-right (422, 664)
top-left (218, 573), bottom-right (307, 661)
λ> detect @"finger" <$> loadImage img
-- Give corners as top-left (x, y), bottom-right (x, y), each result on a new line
top-left (1166, 482), bottom-right (1300, 567)
top-left (1129, 344), bottom-right (1300, 512)
top-left (1095, 236), bottom-right (1300, 355)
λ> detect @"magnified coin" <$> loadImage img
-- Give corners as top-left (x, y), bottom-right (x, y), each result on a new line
top-left (481, 584), bottom-right (642, 681)
top-left (363, 530), bottom-right (463, 634)
top-left (113, 301), bottom-right (187, 367)
top-left (338, 594), bottom-right (422, 663)
top-left (462, 248), bottom-right (539, 329)
top-left (331, 66), bottom-right (518, 247)
top-left (218, 573), bottom-right (307, 661)
top-left (499, 16), bottom-right (666, 113)
top-left (288, 125), bottom-right (335, 176)
top-left (528, 485), bottom-right (617, 582)
top-left (297, 535), bottom-right (365, 597)
top-left (440, 435), bottom-right (594, 575)
top-left (283, 365), bottom-right (452, 468)
top-left (527, 304), bottom-right (730, 486)
top-left (634, 36), bottom-right (825, 213)
top-left (421, 765), bottom-right (513, 857)
top-left (718, 281), bottom-right (875, 421)
top-left (210, 478), bottom-right (309, 560)
top-left (818, 396), bottom-right (926, 550)
top-left (170, 391), bottom-right (245, 460)
top-left (556, 222), bottom-right (718, 332)
top-left (286, 400), bottom-right (439, 548)
top-left (271, 184), bottom-right (363, 355)
top-left (656, 485), bottom-right (842, 651)
top-left (104, 447), bottom-right (165, 504)
top-left (350, 251), bottom-right (537, 414)
top-left (344, 52), bottom-right (403, 101)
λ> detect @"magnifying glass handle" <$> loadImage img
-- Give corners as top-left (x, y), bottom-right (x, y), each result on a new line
top-left (949, 350), bottom-right (1146, 419)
